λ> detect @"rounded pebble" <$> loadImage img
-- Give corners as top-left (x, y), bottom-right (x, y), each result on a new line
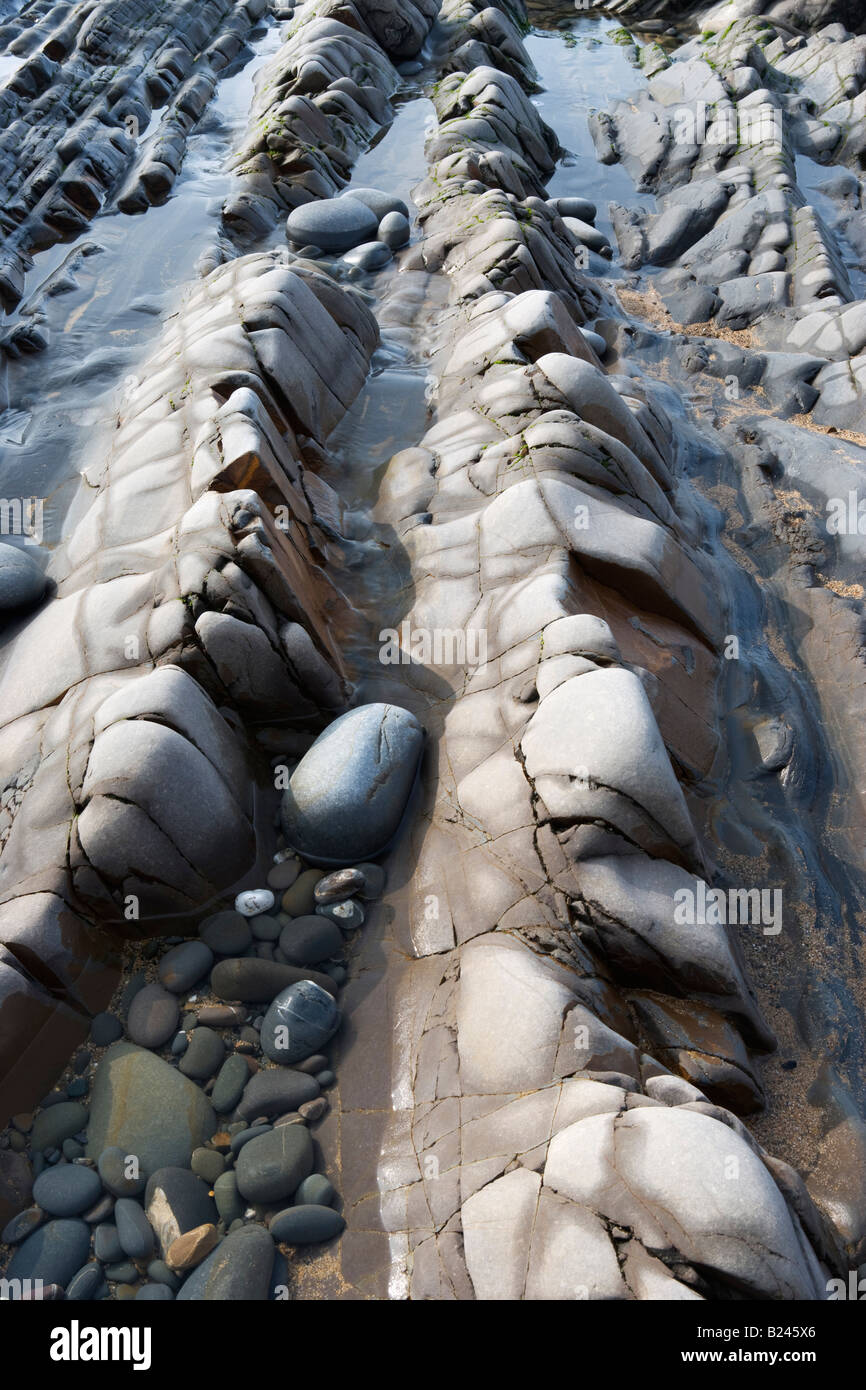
top-left (32, 1164), bottom-right (101, 1218)
top-left (199, 910), bottom-right (252, 955)
top-left (158, 940), bottom-right (214, 993)
top-left (261, 980), bottom-right (340, 1064)
top-left (268, 1204), bottom-right (345, 1244)
top-left (235, 889), bottom-right (275, 917)
top-left (378, 211), bottom-right (410, 249)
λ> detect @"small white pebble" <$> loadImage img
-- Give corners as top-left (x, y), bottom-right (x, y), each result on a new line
top-left (235, 889), bottom-right (275, 916)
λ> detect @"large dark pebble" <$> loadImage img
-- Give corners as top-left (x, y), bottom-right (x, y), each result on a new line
top-left (268, 1204), bottom-right (345, 1244)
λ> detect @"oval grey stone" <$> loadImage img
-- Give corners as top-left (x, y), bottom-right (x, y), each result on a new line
top-left (94, 1222), bottom-right (123, 1263)
top-left (158, 940), bottom-right (213, 993)
top-left (127, 983), bottom-right (179, 1049)
top-left (66, 1262), bottom-right (105, 1301)
top-left (378, 211), bottom-right (410, 248)
top-left (343, 239), bottom-right (392, 270)
top-left (287, 196), bottom-right (378, 252)
top-left (212, 1171), bottom-right (244, 1226)
top-left (235, 1124), bottom-right (313, 1204)
top-left (211, 1054), bottom-right (250, 1114)
top-left (211, 957), bottom-right (338, 1003)
top-left (294, 1173), bottom-right (336, 1207)
top-left (281, 703), bottom-right (424, 865)
top-left (278, 915), bottom-right (343, 966)
top-left (178, 1028), bottom-right (225, 1081)
top-left (115, 1198), bottom-right (155, 1259)
top-left (269, 1204), bottom-right (345, 1244)
top-left (1, 1205), bottom-right (44, 1244)
top-left (261, 980), bottom-right (340, 1064)
top-left (32, 1164), bottom-right (101, 1218)
top-left (236, 1067), bottom-right (319, 1121)
top-left (199, 910), bottom-right (252, 955)
top-left (342, 187), bottom-right (408, 221)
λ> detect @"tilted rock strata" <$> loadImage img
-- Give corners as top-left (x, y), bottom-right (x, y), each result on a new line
top-left (0, 0), bottom-right (271, 312)
top-left (0, 251), bottom-right (378, 1126)
top-left (220, 0), bottom-right (438, 241)
top-left (370, 0), bottom-right (844, 1300)
top-left (595, 12), bottom-right (866, 426)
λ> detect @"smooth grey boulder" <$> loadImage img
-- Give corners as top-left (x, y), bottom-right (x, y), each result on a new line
top-left (0, 543), bottom-right (46, 613)
top-left (211, 1054), bottom-right (249, 1114)
top-left (6, 1219), bottom-right (91, 1288)
top-left (343, 186), bottom-right (409, 221)
top-left (287, 196), bottom-right (378, 252)
top-left (86, 1043), bottom-right (216, 1174)
top-left (260, 980), bottom-right (341, 1063)
top-left (544, 1107), bottom-right (826, 1300)
top-left (211, 956), bottom-right (338, 1002)
top-left (235, 1123), bottom-right (314, 1204)
top-left (548, 195), bottom-right (597, 222)
top-left (198, 910), bottom-right (252, 955)
top-left (176, 1224), bottom-right (274, 1301)
top-left (281, 702), bottom-right (424, 865)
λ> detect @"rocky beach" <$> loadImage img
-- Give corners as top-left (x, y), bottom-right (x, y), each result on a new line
top-left (0, 0), bottom-right (864, 1315)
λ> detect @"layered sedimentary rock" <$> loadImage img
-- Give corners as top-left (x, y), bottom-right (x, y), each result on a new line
top-left (0, 250), bottom-right (378, 1122)
top-left (347, 0), bottom-right (860, 1300)
top-left (220, 0), bottom-right (437, 241)
top-left (595, 11), bottom-right (866, 425)
top-left (0, 0), bottom-right (865, 1302)
top-left (0, 0), bottom-right (274, 312)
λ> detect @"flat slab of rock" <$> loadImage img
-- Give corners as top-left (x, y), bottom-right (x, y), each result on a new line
top-left (86, 1043), bottom-right (216, 1175)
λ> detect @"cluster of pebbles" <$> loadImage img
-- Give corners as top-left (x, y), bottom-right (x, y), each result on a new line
top-left (0, 856), bottom-right (383, 1300)
top-left (286, 186), bottom-right (411, 273)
